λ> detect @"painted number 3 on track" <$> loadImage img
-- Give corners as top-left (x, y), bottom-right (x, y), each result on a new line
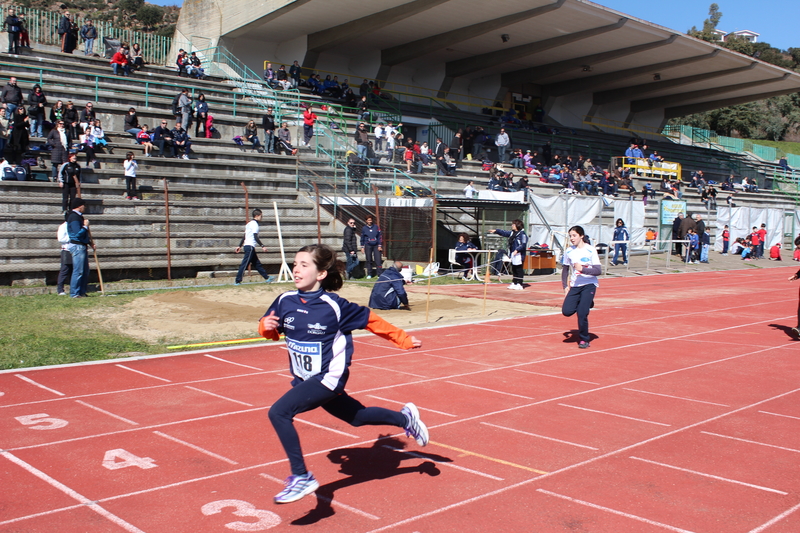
top-left (202, 500), bottom-right (281, 531)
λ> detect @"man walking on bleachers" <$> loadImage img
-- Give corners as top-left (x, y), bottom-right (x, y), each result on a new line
top-left (495, 128), bottom-right (510, 163)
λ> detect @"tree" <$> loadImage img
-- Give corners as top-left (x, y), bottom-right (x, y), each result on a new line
top-left (688, 3), bottom-right (722, 43)
top-left (136, 5), bottom-right (164, 27)
top-left (117, 0), bottom-right (144, 13)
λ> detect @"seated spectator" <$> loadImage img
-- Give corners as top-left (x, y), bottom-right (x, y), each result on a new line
top-left (124, 107), bottom-right (142, 137)
top-left (443, 147), bottom-right (457, 176)
top-left (744, 177), bottom-right (759, 192)
top-left (152, 119), bottom-right (172, 157)
top-left (770, 243), bottom-right (782, 261)
top-left (130, 43), bottom-right (144, 70)
top-left (276, 122), bottom-right (297, 155)
top-left (368, 261), bottom-right (410, 310)
top-left (356, 96), bottom-right (369, 122)
top-left (649, 151), bottom-right (664, 164)
top-left (779, 157), bottom-right (791, 171)
top-left (741, 243), bottom-right (753, 261)
top-left (63, 101), bottom-right (80, 141)
top-left (275, 65), bottom-right (290, 89)
top-left (730, 238), bottom-right (745, 256)
top-left (175, 49), bottom-right (189, 76)
top-left (110, 47), bottom-right (130, 76)
top-left (186, 52), bottom-right (205, 79)
top-left (244, 120), bottom-right (262, 152)
top-left (83, 118), bottom-right (107, 168)
top-left (136, 125), bottom-right (154, 157)
top-left (171, 122), bottom-right (191, 159)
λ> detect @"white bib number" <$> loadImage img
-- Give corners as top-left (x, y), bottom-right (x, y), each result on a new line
top-left (201, 499), bottom-right (281, 531)
top-left (285, 339), bottom-right (322, 380)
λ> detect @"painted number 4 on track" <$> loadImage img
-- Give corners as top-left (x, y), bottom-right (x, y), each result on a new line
top-left (102, 449), bottom-right (157, 470)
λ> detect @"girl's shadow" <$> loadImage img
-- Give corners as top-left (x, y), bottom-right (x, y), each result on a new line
top-left (291, 436), bottom-right (451, 525)
top-left (562, 330), bottom-right (599, 343)
top-left (768, 324), bottom-right (800, 340)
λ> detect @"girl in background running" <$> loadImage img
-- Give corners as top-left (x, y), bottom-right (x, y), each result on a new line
top-left (562, 226), bottom-right (601, 349)
top-left (258, 244), bottom-right (428, 504)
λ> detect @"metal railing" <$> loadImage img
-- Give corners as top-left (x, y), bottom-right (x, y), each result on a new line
top-left (584, 115), bottom-right (680, 141)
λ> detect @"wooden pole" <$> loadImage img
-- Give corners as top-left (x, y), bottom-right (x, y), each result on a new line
top-left (164, 178), bottom-right (172, 281)
top-left (425, 193), bottom-right (437, 323)
top-left (372, 184), bottom-right (383, 257)
top-left (87, 228), bottom-right (105, 295)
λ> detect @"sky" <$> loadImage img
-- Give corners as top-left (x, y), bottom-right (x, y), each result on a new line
top-left (147, 0), bottom-right (182, 6)
top-left (596, 0), bottom-right (796, 52)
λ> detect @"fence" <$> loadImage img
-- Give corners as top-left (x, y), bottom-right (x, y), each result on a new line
top-left (663, 123), bottom-right (799, 165)
top-left (0, 5), bottom-right (172, 65)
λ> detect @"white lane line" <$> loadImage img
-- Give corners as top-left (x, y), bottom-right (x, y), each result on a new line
top-left (623, 388), bottom-right (730, 407)
top-left (748, 501), bottom-right (800, 533)
top-left (0, 451), bottom-right (146, 533)
top-left (295, 417), bottom-right (360, 438)
top-left (629, 456), bottom-right (788, 495)
top-left (445, 381), bottom-right (535, 400)
top-left (356, 361), bottom-right (428, 378)
top-left (153, 431), bottom-right (238, 465)
top-left (366, 395), bottom-right (458, 417)
top-left (558, 404), bottom-right (671, 427)
top-left (115, 364), bottom-right (172, 383)
top-left (380, 445), bottom-right (504, 481)
top-left (481, 422), bottom-right (599, 450)
top-left (514, 368), bottom-right (600, 385)
top-left (0, 503), bottom-right (84, 527)
top-left (428, 352), bottom-right (497, 367)
top-left (536, 489), bottom-right (696, 533)
top-left (259, 473), bottom-right (380, 520)
top-left (701, 431), bottom-right (800, 454)
top-left (203, 354), bottom-right (264, 371)
top-left (14, 374), bottom-right (65, 396)
top-left (184, 386), bottom-right (254, 407)
top-left (75, 400), bottom-right (139, 425)
top-left (759, 410), bottom-right (800, 421)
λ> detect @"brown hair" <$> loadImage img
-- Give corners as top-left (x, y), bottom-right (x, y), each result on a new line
top-left (297, 244), bottom-right (344, 292)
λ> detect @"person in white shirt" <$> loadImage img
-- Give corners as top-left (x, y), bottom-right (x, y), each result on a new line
top-left (373, 123), bottom-right (385, 152)
top-left (463, 180), bottom-right (477, 198)
top-left (561, 225), bottom-right (602, 349)
top-left (123, 151), bottom-right (138, 200)
top-left (234, 209), bottom-right (272, 285)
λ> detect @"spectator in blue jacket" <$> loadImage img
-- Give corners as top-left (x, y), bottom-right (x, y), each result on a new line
top-left (455, 233), bottom-right (477, 280)
top-left (612, 218), bottom-right (629, 266)
top-left (490, 219), bottom-right (528, 290)
top-left (368, 261), bottom-right (409, 310)
top-left (360, 215), bottom-right (382, 278)
top-left (65, 198), bottom-right (95, 298)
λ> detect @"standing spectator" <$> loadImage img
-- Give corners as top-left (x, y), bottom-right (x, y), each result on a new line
top-left (57, 10), bottom-right (71, 53)
top-left (671, 213), bottom-right (684, 257)
top-left (244, 120), bottom-right (263, 152)
top-left (194, 94), bottom-right (209, 138)
top-left (679, 214), bottom-right (697, 262)
top-left (58, 152), bottom-right (82, 213)
top-left (699, 228), bottom-right (710, 263)
top-left (4, 7), bottom-right (21, 55)
top-left (5, 106), bottom-right (29, 166)
top-left (65, 198), bottom-right (94, 298)
top-left (495, 128), bottom-right (510, 163)
top-left (170, 122), bottom-right (191, 159)
top-left (261, 106), bottom-right (276, 154)
top-left (289, 60), bottom-right (301, 89)
top-left (18, 13), bottom-right (30, 49)
top-left (721, 224), bottom-right (730, 255)
top-left (757, 223), bottom-right (767, 259)
top-left (542, 141), bottom-right (552, 166)
top-left (489, 219), bottom-right (528, 290)
top-left (686, 229), bottom-right (699, 263)
top-left (749, 227), bottom-right (762, 260)
top-left (433, 137), bottom-right (448, 176)
top-left (372, 122), bottom-right (384, 152)
top-left (695, 215), bottom-right (706, 242)
top-left (276, 122), bottom-right (297, 155)
top-left (234, 209), bottom-right (271, 285)
top-left (464, 180), bottom-right (477, 198)
top-left (124, 107), bottom-right (142, 137)
top-left (561, 225), bottom-right (602, 349)
top-left (1, 76), bottom-right (23, 120)
top-left (65, 18), bottom-right (79, 54)
top-left (47, 118), bottom-right (69, 180)
top-left (450, 131), bottom-right (462, 167)
top-left (27, 84), bottom-right (47, 138)
top-left (178, 88), bottom-right (192, 134)
top-left (360, 215), bottom-right (382, 279)
top-left (136, 125), bottom-right (154, 157)
top-left (455, 233), bottom-right (477, 279)
top-left (342, 218), bottom-right (359, 280)
top-left (123, 151), bottom-right (139, 200)
top-left (63, 101), bottom-right (80, 140)
top-left (79, 102), bottom-right (95, 132)
top-left (56, 218), bottom-right (73, 296)
top-left (302, 105), bottom-right (317, 146)
top-left (153, 119), bottom-right (172, 157)
top-left (80, 19), bottom-right (97, 56)
top-left (354, 122), bottom-right (369, 160)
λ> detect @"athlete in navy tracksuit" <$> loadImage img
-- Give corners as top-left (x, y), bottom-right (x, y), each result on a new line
top-left (490, 219), bottom-right (528, 289)
top-left (360, 215), bottom-right (382, 278)
top-left (368, 262), bottom-right (409, 309)
top-left (259, 244), bottom-right (428, 504)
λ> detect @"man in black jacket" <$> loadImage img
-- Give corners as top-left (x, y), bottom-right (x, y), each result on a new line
top-left (153, 119), bottom-right (172, 157)
top-left (1, 76), bottom-right (23, 119)
top-left (434, 137), bottom-right (448, 176)
top-left (58, 152), bottom-right (82, 213)
top-left (261, 106), bottom-right (276, 154)
top-left (342, 218), bottom-right (359, 279)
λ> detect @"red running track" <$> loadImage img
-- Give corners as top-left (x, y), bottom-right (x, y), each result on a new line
top-left (1, 267), bottom-right (799, 532)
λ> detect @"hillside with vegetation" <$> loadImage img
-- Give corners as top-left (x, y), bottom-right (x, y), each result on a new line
top-left (10, 0), bottom-right (179, 37)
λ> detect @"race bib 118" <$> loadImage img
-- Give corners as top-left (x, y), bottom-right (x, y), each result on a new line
top-left (286, 339), bottom-right (322, 380)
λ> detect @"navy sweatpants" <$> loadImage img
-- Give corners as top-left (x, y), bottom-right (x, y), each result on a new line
top-left (562, 283), bottom-right (596, 342)
top-left (235, 245), bottom-right (269, 283)
top-left (269, 378), bottom-right (406, 475)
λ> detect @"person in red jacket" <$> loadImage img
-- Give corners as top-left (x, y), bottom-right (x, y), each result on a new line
top-left (110, 47), bottom-right (130, 76)
top-left (302, 105), bottom-right (317, 146)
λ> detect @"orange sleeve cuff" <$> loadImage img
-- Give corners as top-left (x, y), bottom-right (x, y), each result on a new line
top-left (258, 316), bottom-right (281, 341)
top-left (365, 311), bottom-right (414, 349)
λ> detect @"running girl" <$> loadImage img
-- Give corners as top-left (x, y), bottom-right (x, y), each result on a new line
top-left (258, 244), bottom-right (428, 504)
top-left (561, 225), bottom-right (602, 349)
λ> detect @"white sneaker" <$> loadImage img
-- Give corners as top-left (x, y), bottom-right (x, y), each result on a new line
top-left (507, 284), bottom-right (516, 289)
top-left (513, 284), bottom-right (524, 290)
top-left (366, 276), bottom-right (372, 279)
top-left (182, 154), bottom-right (189, 160)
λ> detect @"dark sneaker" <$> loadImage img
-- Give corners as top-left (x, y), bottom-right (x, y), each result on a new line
top-left (274, 471), bottom-right (319, 504)
top-left (401, 402), bottom-right (429, 446)
top-left (792, 328), bottom-right (800, 339)
top-left (578, 341), bottom-right (590, 349)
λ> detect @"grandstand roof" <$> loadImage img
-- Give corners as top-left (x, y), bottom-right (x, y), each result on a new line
top-left (177, 0), bottom-right (800, 129)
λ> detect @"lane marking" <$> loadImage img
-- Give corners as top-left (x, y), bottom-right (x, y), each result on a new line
top-left (115, 364), bottom-right (172, 383)
top-left (445, 381), bottom-right (535, 400)
top-left (14, 374), bottom-right (64, 396)
top-left (514, 368), bottom-right (600, 385)
top-left (426, 352), bottom-right (497, 367)
top-left (259, 473), bottom-right (380, 520)
top-left (701, 431), bottom-right (800, 454)
top-left (184, 386), bottom-right (254, 407)
top-left (623, 388), bottom-right (730, 407)
top-left (759, 410), bottom-right (800, 421)
top-left (0, 504), bottom-right (85, 527)
top-left (381, 444), bottom-right (504, 481)
top-left (153, 431), bottom-right (238, 465)
top-left (429, 440), bottom-right (548, 475)
top-left (295, 417), bottom-right (360, 438)
top-left (748, 501), bottom-right (800, 533)
top-left (356, 361), bottom-right (429, 378)
top-left (75, 400), bottom-right (139, 425)
top-left (203, 354), bottom-right (264, 371)
top-left (481, 422), bottom-right (599, 450)
top-left (0, 451), bottom-right (146, 533)
top-left (558, 404), bottom-right (671, 427)
top-left (366, 395), bottom-right (457, 417)
top-left (536, 489), bottom-right (696, 533)
top-left (629, 456), bottom-right (788, 495)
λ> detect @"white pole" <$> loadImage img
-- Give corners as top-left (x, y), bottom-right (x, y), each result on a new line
top-left (273, 201), bottom-right (293, 282)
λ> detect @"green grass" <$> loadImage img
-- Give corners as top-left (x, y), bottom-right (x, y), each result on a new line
top-left (0, 292), bottom-right (167, 371)
top-left (746, 139), bottom-right (800, 157)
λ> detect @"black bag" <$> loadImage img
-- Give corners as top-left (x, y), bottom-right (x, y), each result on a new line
top-left (171, 94), bottom-right (181, 116)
